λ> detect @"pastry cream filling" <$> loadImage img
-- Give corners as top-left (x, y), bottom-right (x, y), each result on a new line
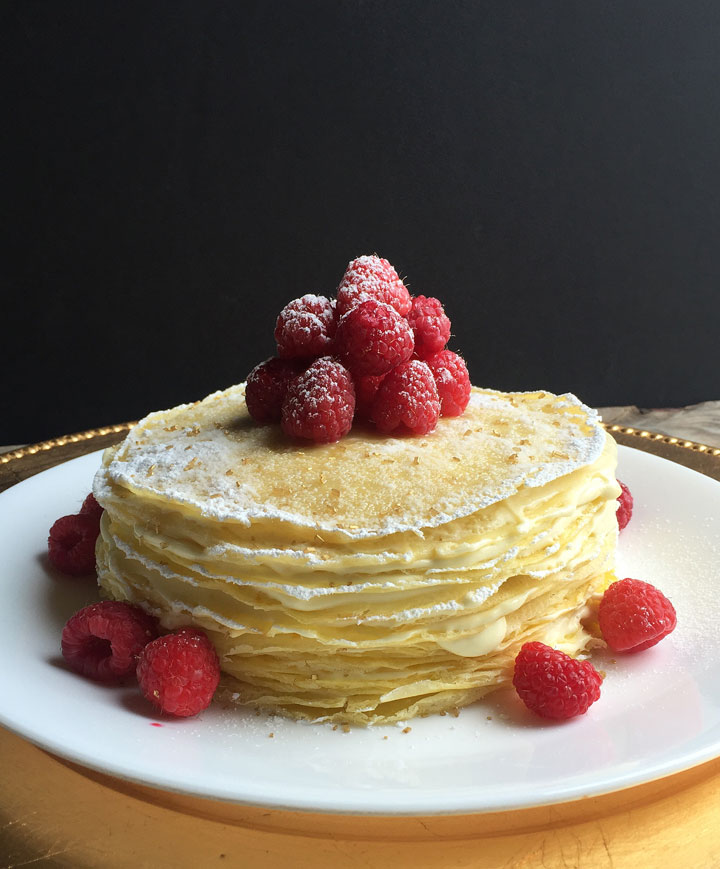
top-left (94, 385), bottom-right (619, 725)
top-left (437, 617), bottom-right (508, 657)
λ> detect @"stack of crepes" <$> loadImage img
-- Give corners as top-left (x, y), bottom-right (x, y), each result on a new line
top-left (94, 385), bottom-right (620, 725)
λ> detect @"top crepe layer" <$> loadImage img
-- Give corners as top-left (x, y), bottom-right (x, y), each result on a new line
top-left (99, 385), bottom-right (606, 540)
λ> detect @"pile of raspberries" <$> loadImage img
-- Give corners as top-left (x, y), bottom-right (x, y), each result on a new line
top-left (51, 495), bottom-right (220, 717)
top-left (245, 255), bottom-right (472, 443)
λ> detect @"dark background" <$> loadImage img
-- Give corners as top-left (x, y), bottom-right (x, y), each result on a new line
top-left (4, 1), bottom-right (719, 444)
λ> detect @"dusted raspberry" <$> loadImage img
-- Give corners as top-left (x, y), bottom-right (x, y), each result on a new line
top-left (80, 492), bottom-right (104, 521)
top-left (48, 512), bottom-right (101, 576)
top-left (407, 295), bottom-right (451, 358)
top-left (424, 349), bottom-right (471, 417)
top-left (335, 299), bottom-right (414, 377)
top-left (336, 255), bottom-right (411, 317)
top-left (513, 642), bottom-right (602, 720)
top-left (245, 357), bottom-right (302, 424)
top-left (370, 360), bottom-right (440, 435)
top-left (281, 357), bottom-right (355, 443)
top-left (616, 480), bottom-right (633, 531)
top-left (137, 628), bottom-right (221, 717)
top-left (274, 294), bottom-right (337, 359)
top-left (598, 578), bottom-right (677, 652)
top-left (353, 373), bottom-right (387, 421)
top-left (62, 601), bottom-right (159, 681)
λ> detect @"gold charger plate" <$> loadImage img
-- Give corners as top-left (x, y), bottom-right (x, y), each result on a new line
top-left (1, 423), bottom-right (719, 868)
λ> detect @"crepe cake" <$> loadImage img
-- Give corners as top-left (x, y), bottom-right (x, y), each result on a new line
top-left (93, 384), bottom-right (620, 725)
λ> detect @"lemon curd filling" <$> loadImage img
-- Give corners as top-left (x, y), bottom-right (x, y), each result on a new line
top-left (94, 385), bottom-right (619, 725)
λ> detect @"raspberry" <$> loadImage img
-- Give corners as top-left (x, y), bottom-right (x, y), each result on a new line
top-left (80, 492), bottom-right (103, 521)
top-left (274, 294), bottom-right (337, 359)
top-left (616, 480), bottom-right (633, 531)
top-left (598, 578), bottom-right (677, 652)
top-left (424, 350), bottom-right (471, 417)
top-left (137, 628), bottom-right (221, 717)
top-left (513, 642), bottom-right (602, 720)
top-left (407, 296), bottom-right (451, 358)
top-left (335, 299), bottom-right (414, 377)
top-left (245, 357), bottom-right (302, 424)
top-left (353, 373), bottom-right (387, 421)
top-left (336, 255), bottom-right (411, 317)
top-left (370, 360), bottom-right (440, 435)
top-left (61, 601), bottom-right (159, 681)
top-left (48, 512), bottom-right (101, 576)
top-left (281, 357), bottom-right (355, 443)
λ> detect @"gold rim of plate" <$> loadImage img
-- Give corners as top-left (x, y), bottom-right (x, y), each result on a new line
top-left (604, 424), bottom-right (720, 456)
top-left (1, 420), bottom-right (718, 464)
top-left (0, 422), bottom-right (137, 464)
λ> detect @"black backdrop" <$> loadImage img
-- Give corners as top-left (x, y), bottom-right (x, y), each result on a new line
top-left (4, 1), bottom-right (720, 444)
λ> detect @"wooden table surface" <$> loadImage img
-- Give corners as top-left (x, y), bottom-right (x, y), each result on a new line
top-left (1, 412), bottom-right (720, 868)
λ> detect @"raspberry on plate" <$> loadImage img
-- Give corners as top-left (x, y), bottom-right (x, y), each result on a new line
top-left (274, 294), bottom-right (337, 359)
top-left (513, 641), bottom-right (602, 720)
top-left (336, 255), bottom-right (411, 317)
top-left (407, 295), bottom-right (451, 358)
top-left (370, 360), bottom-right (440, 435)
top-left (80, 492), bottom-right (104, 521)
top-left (335, 299), bottom-right (414, 377)
top-left (48, 512), bottom-right (101, 576)
top-left (616, 480), bottom-right (633, 531)
top-left (62, 601), bottom-right (159, 681)
top-left (598, 578), bottom-right (677, 652)
top-left (137, 628), bottom-right (221, 717)
top-left (281, 356), bottom-right (355, 443)
top-left (424, 349), bottom-right (471, 417)
top-left (245, 357), bottom-right (303, 424)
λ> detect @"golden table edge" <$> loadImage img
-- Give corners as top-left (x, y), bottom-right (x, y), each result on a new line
top-left (1, 423), bottom-right (720, 867)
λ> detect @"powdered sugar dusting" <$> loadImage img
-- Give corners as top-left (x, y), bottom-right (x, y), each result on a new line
top-left (275, 294), bottom-right (336, 358)
top-left (99, 385), bottom-right (608, 540)
top-left (337, 255), bottom-right (411, 317)
top-left (617, 504), bottom-right (720, 669)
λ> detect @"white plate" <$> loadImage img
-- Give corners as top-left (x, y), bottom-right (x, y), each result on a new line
top-left (0, 446), bottom-right (719, 815)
